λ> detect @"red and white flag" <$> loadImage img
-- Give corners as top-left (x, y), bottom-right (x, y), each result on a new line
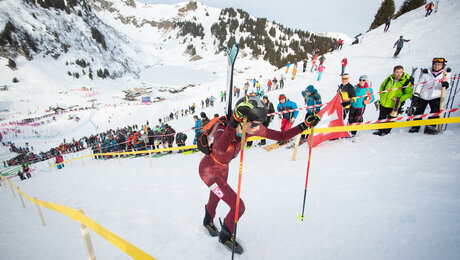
top-left (308, 93), bottom-right (351, 147)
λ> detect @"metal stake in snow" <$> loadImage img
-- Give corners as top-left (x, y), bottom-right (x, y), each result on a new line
top-left (224, 45), bottom-right (239, 119)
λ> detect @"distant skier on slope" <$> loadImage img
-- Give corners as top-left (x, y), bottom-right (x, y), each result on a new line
top-left (384, 16), bottom-right (391, 32)
top-left (393, 35), bottom-right (410, 58)
top-left (199, 96), bottom-right (320, 254)
top-left (425, 2), bottom-right (434, 17)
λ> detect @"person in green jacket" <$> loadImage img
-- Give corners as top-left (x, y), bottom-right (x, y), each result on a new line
top-left (373, 65), bottom-right (414, 136)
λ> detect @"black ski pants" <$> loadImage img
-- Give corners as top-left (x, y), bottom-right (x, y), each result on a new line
top-left (394, 47), bottom-right (402, 57)
top-left (411, 97), bottom-right (441, 130)
top-left (349, 107), bottom-right (365, 135)
top-left (378, 105), bottom-right (397, 134)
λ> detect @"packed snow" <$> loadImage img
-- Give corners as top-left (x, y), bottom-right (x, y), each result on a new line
top-left (1, 1), bottom-right (460, 259)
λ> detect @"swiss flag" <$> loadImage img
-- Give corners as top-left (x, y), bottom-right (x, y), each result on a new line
top-left (308, 93), bottom-right (351, 147)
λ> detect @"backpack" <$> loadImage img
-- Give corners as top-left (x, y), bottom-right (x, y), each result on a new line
top-left (196, 116), bottom-right (228, 154)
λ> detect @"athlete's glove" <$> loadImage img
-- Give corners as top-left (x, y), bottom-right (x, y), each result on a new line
top-left (233, 102), bottom-right (253, 122)
top-left (442, 81), bottom-right (449, 89)
top-left (298, 112), bottom-right (321, 131)
top-left (421, 68), bottom-right (428, 74)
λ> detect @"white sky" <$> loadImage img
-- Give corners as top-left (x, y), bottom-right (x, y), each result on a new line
top-left (135, 0), bottom-right (406, 37)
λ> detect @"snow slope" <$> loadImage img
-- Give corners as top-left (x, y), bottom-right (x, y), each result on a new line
top-left (1, 1), bottom-right (460, 259)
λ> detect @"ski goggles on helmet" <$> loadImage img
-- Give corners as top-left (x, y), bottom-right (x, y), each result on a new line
top-left (279, 94), bottom-right (286, 100)
top-left (432, 58), bottom-right (446, 64)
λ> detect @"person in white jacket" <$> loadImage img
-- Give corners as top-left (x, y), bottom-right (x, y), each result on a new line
top-left (409, 57), bottom-right (451, 134)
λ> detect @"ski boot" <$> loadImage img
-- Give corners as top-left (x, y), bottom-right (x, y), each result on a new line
top-left (408, 126), bottom-right (420, 133)
top-left (373, 130), bottom-right (382, 135)
top-left (203, 205), bottom-right (218, 237)
top-left (219, 220), bottom-right (243, 254)
top-left (424, 125), bottom-right (438, 135)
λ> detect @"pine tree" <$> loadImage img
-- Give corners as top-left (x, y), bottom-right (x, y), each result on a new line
top-left (369, 0), bottom-right (396, 30)
top-left (395, 0), bottom-right (426, 18)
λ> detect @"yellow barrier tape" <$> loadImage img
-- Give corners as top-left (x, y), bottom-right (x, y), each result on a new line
top-left (50, 117), bottom-right (460, 168)
top-left (0, 175), bottom-right (156, 260)
top-left (247, 116), bottom-right (460, 141)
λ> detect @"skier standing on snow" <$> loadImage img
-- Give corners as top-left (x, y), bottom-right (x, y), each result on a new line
top-left (280, 75), bottom-right (285, 89)
top-left (292, 66), bottom-right (297, 80)
top-left (200, 112), bottom-right (210, 128)
top-left (200, 96), bottom-right (320, 254)
top-left (338, 73), bottom-right (357, 121)
top-left (393, 36), bottom-right (410, 58)
top-left (277, 94), bottom-right (299, 144)
top-left (384, 16), bottom-right (391, 32)
top-left (272, 77), bottom-right (278, 90)
top-left (408, 57), bottom-right (451, 134)
top-left (267, 79), bottom-right (272, 92)
top-left (425, 2), bottom-right (434, 17)
top-left (311, 58), bottom-right (317, 72)
top-left (301, 85), bottom-right (322, 141)
top-left (317, 63), bottom-right (325, 81)
top-left (192, 115), bottom-right (201, 147)
top-left (244, 82), bottom-right (249, 95)
top-left (350, 75), bottom-right (374, 136)
top-left (258, 95), bottom-right (275, 146)
top-left (373, 65), bottom-right (414, 136)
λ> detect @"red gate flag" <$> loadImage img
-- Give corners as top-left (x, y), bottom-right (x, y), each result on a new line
top-left (308, 93), bottom-right (351, 147)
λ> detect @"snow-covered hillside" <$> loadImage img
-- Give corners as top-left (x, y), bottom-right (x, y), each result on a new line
top-left (1, 1), bottom-right (460, 259)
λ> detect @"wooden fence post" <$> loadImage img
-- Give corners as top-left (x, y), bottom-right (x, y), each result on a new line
top-left (77, 208), bottom-right (96, 260)
top-left (82, 157), bottom-right (85, 166)
top-left (17, 186), bottom-right (26, 208)
top-left (291, 135), bottom-right (302, 161)
top-left (118, 153), bottom-right (121, 165)
top-left (34, 197), bottom-right (46, 226)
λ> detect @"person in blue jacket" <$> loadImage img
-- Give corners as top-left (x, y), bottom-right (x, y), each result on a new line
top-left (301, 85), bottom-right (322, 140)
top-left (350, 75), bottom-right (374, 135)
top-left (192, 115), bottom-right (202, 148)
top-left (277, 94), bottom-right (298, 143)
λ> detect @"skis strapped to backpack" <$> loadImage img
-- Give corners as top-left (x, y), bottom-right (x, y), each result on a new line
top-left (224, 45), bottom-right (239, 119)
top-left (196, 116), bottom-right (229, 154)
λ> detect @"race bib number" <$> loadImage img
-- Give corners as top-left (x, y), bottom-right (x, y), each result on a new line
top-left (210, 183), bottom-right (224, 199)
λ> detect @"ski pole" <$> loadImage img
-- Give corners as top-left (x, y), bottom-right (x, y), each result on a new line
top-left (232, 117), bottom-right (247, 260)
top-left (298, 127), bottom-right (315, 221)
top-left (444, 74), bottom-right (460, 131)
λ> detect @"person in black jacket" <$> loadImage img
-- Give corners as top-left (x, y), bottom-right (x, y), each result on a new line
top-left (258, 95), bottom-right (276, 145)
top-left (384, 16), bottom-right (391, 32)
top-left (338, 73), bottom-right (356, 121)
